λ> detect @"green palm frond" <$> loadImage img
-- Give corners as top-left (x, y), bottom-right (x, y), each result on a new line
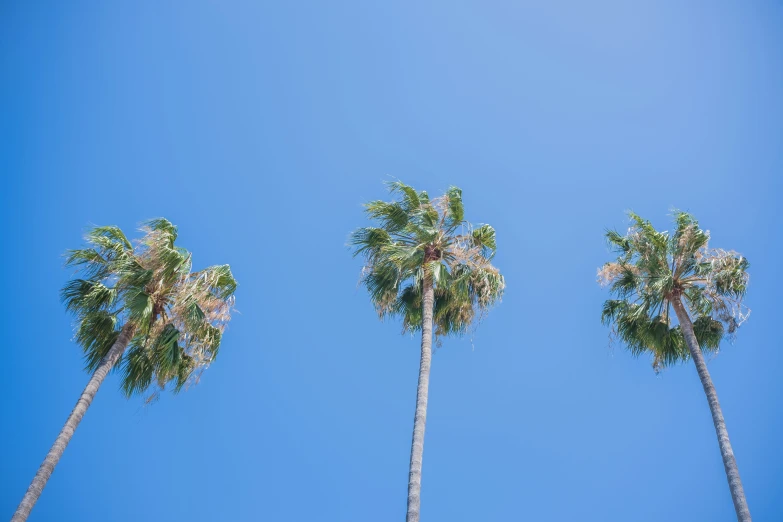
top-left (471, 225), bottom-right (497, 259)
top-left (63, 220), bottom-right (237, 401)
top-left (196, 264), bottom-right (238, 300)
top-left (394, 282), bottom-right (476, 337)
top-left (598, 211), bottom-right (749, 370)
top-left (120, 339), bottom-right (155, 397)
top-left (85, 226), bottom-right (134, 257)
top-left (365, 200), bottom-right (410, 234)
top-left (351, 183), bottom-right (504, 340)
top-left (64, 249), bottom-right (112, 280)
top-left (75, 311), bottom-right (120, 373)
top-left (351, 227), bottom-right (393, 262)
top-left (605, 229), bottom-right (631, 255)
top-left (388, 181), bottom-right (423, 211)
top-left (127, 291), bottom-right (154, 332)
top-left (144, 218), bottom-right (179, 243)
top-left (443, 186), bottom-right (464, 229)
top-left (174, 353), bottom-right (197, 393)
top-left (62, 279), bottom-right (118, 317)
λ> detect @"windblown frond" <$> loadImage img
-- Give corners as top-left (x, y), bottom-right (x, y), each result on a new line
top-left (63, 220), bottom-right (237, 402)
top-left (75, 311), bottom-right (120, 373)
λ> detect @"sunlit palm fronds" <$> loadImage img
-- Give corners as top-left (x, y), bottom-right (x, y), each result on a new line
top-left (62, 219), bottom-right (237, 400)
top-left (351, 182), bottom-right (504, 338)
top-left (598, 211), bottom-right (749, 370)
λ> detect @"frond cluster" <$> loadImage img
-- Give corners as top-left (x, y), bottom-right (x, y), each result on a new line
top-left (598, 211), bottom-right (749, 371)
top-left (63, 219), bottom-right (237, 399)
top-left (351, 182), bottom-right (505, 338)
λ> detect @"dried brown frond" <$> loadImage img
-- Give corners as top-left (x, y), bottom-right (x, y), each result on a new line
top-left (597, 262), bottom-right (638, 287)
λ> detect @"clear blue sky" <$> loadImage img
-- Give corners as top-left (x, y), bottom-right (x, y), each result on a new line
top-left (1, 1), bottom-right (781, 521)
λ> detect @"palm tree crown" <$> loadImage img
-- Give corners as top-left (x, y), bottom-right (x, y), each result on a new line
top-left (351, 181), bottom-right (505, 337)
top-left (599, 211), bottom-right (749, 370)
top-left (62, 219), bottom-right (237, 399)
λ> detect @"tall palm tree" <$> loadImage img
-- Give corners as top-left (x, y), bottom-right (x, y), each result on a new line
top-left (351, 182), bottom-right (505, 522)
top-left (599, 211), bottom-right (751, 522)
top-left (12, 219), bottom-right (237, 522)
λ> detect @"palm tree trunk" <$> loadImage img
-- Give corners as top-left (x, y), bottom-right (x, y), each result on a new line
top-left (671, 297), bottom-right (751, 522)
top-left (12, 323), bottom-right (136, 522)
top-left (406, 276), bottom-right (435, 522)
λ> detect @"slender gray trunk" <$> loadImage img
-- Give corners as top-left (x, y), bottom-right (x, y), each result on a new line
top-left (671, 297), bottom-right (751, 522)
top-left (406, 276), bottom-right (434, 522)
top-left (12, 324), bottom-right (136, 522)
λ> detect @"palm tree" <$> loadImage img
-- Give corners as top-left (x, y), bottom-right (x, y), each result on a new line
top-left (351, 182), bottom-right (504, 522)
top-left (599, 211), bottom-right (751, 522)
top-left (12, 219), bottom-right (237, 522)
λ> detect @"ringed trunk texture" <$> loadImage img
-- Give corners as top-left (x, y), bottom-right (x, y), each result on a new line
top-left (671, 297), bottom-right (751, 522)
top-left (12, 324), bottom-right (136, 522)
top-left (406, 277), bottom-right (435, 522)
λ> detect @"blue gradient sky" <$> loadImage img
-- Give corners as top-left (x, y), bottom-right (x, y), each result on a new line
top-left (2, 2), bottom-right (781, 521)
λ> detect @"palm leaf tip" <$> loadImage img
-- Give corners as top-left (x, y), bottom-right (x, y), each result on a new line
top-left (387, 180), bottom-right (422, 210)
